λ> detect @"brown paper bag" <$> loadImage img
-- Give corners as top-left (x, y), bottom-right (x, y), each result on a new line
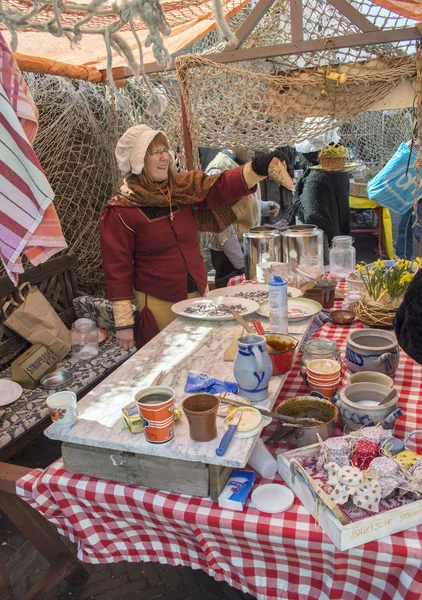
top-left (4, 284), bottom-right (71, 360)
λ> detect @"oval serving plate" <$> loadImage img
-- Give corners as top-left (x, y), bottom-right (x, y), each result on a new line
top-left (171, 297), bottom-right (259, 321)
top-left (258, 297), bottom-right (322, 321)
top-left (206, 284), bottom-right (302, 302)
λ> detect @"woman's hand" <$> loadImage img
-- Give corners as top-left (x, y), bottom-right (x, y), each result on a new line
top-left (251, 150), bottom-right (289, 176)
top-left (116, 328), bottom-right (135, 350)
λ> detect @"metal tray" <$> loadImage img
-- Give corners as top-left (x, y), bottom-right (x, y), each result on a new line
top-left (40, 369), bottom-right (73, 390)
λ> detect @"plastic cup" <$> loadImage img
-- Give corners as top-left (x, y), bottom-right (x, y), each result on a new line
top-left (247, 438), bottom-right (278, 478)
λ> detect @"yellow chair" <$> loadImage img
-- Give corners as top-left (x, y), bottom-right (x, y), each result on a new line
top-left (349, 195), bottom-right (394, 260)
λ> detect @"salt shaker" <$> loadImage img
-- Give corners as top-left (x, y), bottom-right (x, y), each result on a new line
top-left (71, 318), bottom-right (99, 361)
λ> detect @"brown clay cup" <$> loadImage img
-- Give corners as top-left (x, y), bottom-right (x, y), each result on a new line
top-left (182, 393), bottom-right (219, 442)
top-left (303, 287), bottom-right (325, 306)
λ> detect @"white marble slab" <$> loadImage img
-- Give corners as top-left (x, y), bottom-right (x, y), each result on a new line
top-left (45, 315), bottom-right (311, 469)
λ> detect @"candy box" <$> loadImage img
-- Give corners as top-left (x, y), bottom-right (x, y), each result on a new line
top-left (278, 442), bottom-right (422, 550)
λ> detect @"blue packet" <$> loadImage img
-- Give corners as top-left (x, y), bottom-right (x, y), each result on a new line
top-left (218, 470), bottom-right (256, 510)
top-left (185, 371), bottom-right (238, 395)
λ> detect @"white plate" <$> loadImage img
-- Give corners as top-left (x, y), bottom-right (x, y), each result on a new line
top-left (0, 379), bottom-right (22, 406)
top-left (258, 297), bottom-right (322, 321)
top-left (223, 407), bottom-right (271, 438)
top-left (251, 484), bottom-right (295, 513)
top-left (206, 284), bottom-right (302, 302)
top-left (172, 297), bottom-right (259, 321)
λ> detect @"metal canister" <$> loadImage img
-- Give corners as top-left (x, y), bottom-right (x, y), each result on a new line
top-left (243, 226), bottom-right (282, 280)
top-left (281, 226), bottom-right (324, 271)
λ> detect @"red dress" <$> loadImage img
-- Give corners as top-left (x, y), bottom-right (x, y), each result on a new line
top-left (99, 165), bottom-right (253, 303)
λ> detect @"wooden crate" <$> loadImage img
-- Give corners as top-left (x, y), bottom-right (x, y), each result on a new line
top-left (278, 443), bottom-right (422, 551)
top-left (62, 442), bottom-right (232, 500)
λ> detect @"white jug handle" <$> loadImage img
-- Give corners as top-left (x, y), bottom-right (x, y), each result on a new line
top-left (252, 346), bottom-right (263, 373)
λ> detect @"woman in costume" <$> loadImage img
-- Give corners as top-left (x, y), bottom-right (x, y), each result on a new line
top-left (99, 125), bottom-right (288, 350)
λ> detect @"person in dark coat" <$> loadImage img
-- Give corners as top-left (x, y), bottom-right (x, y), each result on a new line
top-left (394, 268), bottom-right (422, 364)
top-left (289, 151), bottom-right (351, 262)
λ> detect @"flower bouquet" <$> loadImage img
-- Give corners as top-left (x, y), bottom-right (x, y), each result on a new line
top-left (354, 258), bottom-right (420, 327)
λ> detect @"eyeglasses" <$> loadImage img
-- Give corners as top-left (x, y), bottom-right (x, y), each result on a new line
top-left (149, 148), bottom-right (171, 157)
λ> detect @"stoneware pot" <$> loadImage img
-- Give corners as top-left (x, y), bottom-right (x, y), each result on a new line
top-left (338, 383), bottom-right (398, 430)
top-left (234, 334), bottom-right (273, 402)
top-left (349, 371), bottom-right (394, 388)
top-left (345, 329), bottom-right (399, 376)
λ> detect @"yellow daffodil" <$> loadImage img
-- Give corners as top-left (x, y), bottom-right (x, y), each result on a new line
top-left (414, 257), bottom-right (421, 268)
top-left (368, 269), bottom-right (375, 276)
top-left (396, 259), bottom-right (405, 269)
top-left (373, 259), bottom-right (384, 269)
top-left (399, 272), bottom-right (414, 286)
top-left (356, 264), bottom-right (365, 271)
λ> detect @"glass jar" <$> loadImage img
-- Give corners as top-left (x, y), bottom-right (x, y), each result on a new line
top-left (329, 235), bottom-right (356, 280)
top-left (71, 318), bottom-right (99, 361)
top-left (299, 339), bottom-right (341, 382)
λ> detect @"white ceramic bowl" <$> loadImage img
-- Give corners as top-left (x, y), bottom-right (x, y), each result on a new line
top-left (338, 383), bottom-right (398, 430)
top-left (349, 371), bottom-right (394, 388)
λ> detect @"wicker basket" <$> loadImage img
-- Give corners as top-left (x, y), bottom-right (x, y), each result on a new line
top-left (354, 294), bottom-right (399, 328)
top-left (320, 156), bottom-right (347, 170)
top-left (350, 182), bottom-right (368, 197)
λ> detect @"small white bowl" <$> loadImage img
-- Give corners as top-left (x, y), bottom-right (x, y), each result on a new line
top-left (349, 371), bottom-right (394, 388)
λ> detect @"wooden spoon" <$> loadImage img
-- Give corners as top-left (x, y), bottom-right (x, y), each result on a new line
top-left (224, 325), bottom-right (243, 362)
top-left (232, 311), bottom-right (273, 353)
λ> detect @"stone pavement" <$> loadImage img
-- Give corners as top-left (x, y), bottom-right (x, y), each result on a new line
top-left (2, 435), bottom-right (257, 600)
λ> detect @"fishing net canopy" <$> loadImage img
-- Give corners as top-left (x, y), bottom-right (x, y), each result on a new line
top-left (1, 0), bottom-right (420, 291)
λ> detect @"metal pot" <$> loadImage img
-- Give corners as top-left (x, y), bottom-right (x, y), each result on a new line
top-left (265, 395), bottom-right (338, 447)
top-left (281, 226), bottom-right (324, 271)
top-left (243, 226), bottom-right (282, 280)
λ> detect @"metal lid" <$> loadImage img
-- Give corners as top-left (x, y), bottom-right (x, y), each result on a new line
top-left (281, 227), bottom-right (322, 238)
top-left (244, 226), bottom-right (282, 238)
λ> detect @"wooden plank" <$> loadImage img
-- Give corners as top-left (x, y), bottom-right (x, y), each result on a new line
top-left (0, 462), bottom-right (32, 494)
top-left (24, 557), bottom-right (80, 600)
top-left (62, 442), bottom-right (211, 497)
top-left (209, 464), bottom-right (232, 500)
top-left (327, 0), bottom-right (380, 33)
top-left (0, 490), bottom-right (74, 563)
top-left (231, 0), bottom-right (278, 48)
top-left (289, 0), bottom-right (303, 43)
top-left (136, 26), bottom-right (420, 75)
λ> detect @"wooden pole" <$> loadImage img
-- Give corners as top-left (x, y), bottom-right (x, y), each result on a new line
top-left (180, 94), bottom-right (194, 171)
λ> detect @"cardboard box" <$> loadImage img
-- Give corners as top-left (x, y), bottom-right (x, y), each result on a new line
top-left (278, 443), bottom-right (422, 550)
top-left (11, 344), bottom-right (57, 389)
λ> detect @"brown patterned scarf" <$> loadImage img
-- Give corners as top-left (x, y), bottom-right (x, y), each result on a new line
top-left (107, 170), bottom-right (244, 233)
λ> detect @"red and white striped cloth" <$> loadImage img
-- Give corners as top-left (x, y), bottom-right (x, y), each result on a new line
top-left (0, 33), bottom-right (67, 284)
top-left (16, 289), bottom-right (422, 600)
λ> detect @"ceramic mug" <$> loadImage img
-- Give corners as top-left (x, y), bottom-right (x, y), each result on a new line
top-left (136, 386), bottom-right (175, 444)
top-left (345, 329), bottom-right (399, 376)
top-left (46, 390), bottom-right (77, 428)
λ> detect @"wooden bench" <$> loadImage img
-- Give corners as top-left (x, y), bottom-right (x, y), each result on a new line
top-left (0, 256), bottom-right (132, 461)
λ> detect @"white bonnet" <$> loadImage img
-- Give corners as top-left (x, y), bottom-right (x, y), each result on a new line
top-left (295, 129), bottom-right (341, 154)
top-left (115, 124), bottom-right (167, 176)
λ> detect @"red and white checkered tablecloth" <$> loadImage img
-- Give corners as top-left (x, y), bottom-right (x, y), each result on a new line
top-left (16, 286), bottom-right (422, 600)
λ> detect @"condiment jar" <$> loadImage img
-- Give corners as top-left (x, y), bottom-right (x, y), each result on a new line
top-left (300, 339), bottom-right (341, 382)
top-left (329, 235), bottom-right (356, 280)
top-left (71, 318), bottom-right (99, 361)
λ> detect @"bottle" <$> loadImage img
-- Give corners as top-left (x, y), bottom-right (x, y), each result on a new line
top-left (71, 318), bottom-right (99, 361)
top-left (329, 235), bottom-right (356, 280)
top-left (268, 275), bottom-right (288, 334)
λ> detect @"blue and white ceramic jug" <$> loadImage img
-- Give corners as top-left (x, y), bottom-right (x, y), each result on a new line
top-left (233, 334), bottom-right (273, 402)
